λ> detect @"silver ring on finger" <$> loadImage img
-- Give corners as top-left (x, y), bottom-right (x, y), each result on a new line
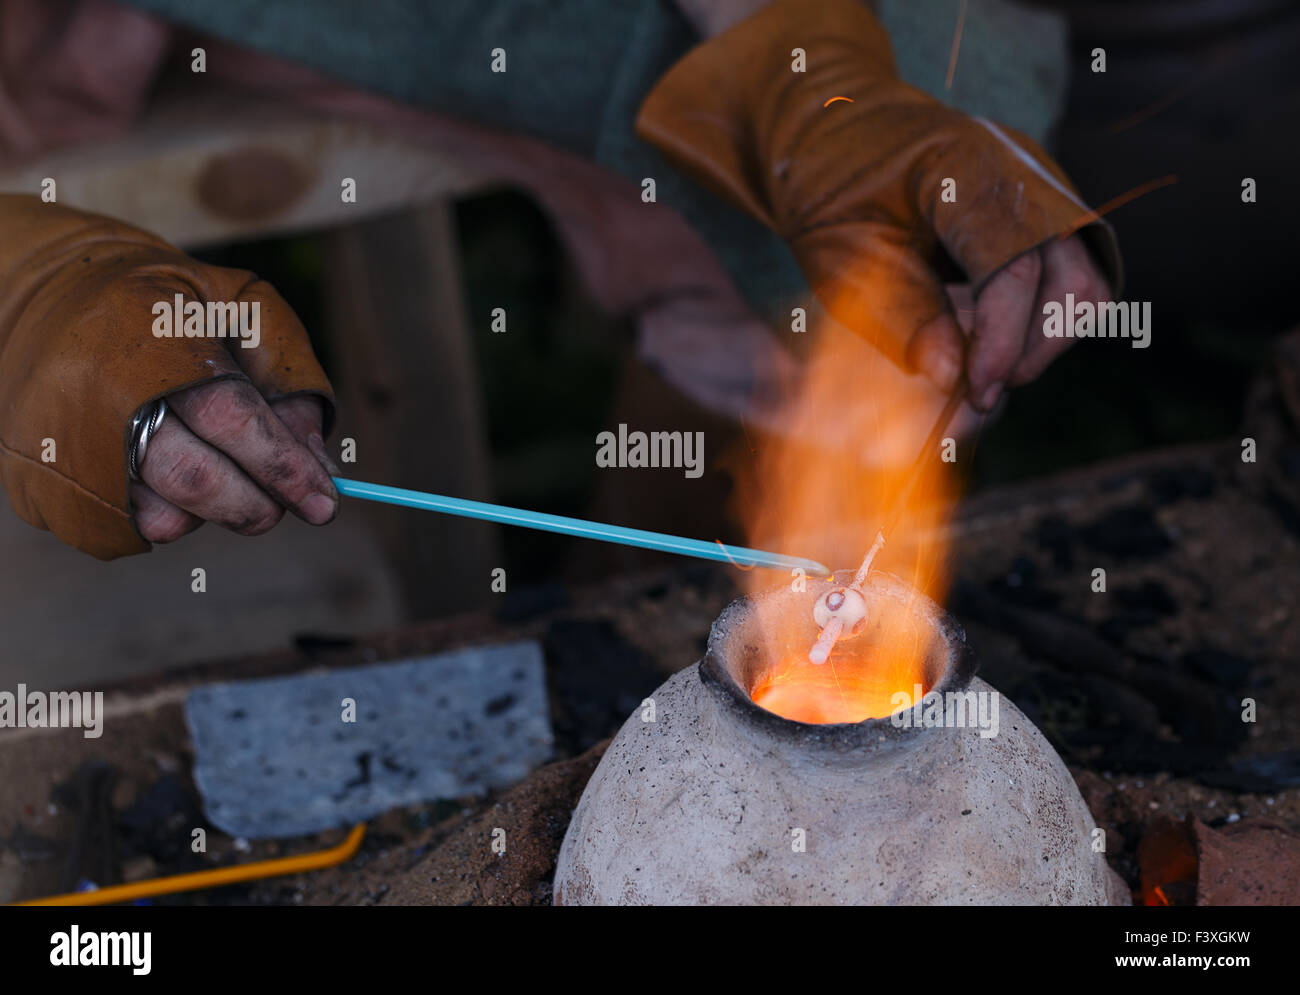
top-left (128, 398), bottom-right (168, 481)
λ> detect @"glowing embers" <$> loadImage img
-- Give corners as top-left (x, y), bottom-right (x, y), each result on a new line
top-left (751, 651), bottom-right (912, 724)
top-left (748, 588), bottom-right (939, 724)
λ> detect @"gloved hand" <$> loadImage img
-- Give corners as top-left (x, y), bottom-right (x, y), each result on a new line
top-left (638, 0), bottom-right (1121, 410)
top-left (0, 195), bottom-right (337, 559)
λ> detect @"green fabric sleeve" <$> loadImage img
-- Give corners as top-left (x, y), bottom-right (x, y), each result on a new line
top-left (121, 0), bottom-right (1068, 321)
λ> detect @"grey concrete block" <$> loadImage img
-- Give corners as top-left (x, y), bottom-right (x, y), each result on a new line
top-left (186, 641), bottom-right (552, 838)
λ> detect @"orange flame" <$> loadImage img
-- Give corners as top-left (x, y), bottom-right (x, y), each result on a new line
top-left (729, 304), bottom-right (965, 723)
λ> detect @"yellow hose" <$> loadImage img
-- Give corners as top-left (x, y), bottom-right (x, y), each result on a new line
top-left (13, 823), bottom-right (366, 906)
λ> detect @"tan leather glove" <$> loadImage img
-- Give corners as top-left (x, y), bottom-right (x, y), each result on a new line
top-left (0, 195), bottom-right (333, 559)
top-left (637, 0), bottom-right (1121, 376)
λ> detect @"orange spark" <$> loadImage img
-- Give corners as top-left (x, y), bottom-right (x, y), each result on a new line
top-left (823, 96), bottom-right (854, 107)
top-left (1110, 46), bottom-right (1238, 134)
top-left (1062, 174), bottom-right (1179, 239)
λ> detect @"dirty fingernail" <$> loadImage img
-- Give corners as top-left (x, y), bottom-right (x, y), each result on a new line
top-left (301, 492), bottom-right (337, 525)
top-left (978, 381), bottom-right (1005, 411)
